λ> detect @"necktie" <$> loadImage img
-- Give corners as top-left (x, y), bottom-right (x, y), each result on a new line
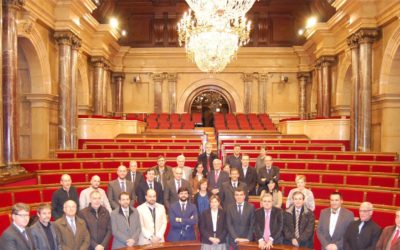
top-left (121, 181), bottom-right (126, 192)
top-left (391, 229), bottom-right (399, 249)
top-left (132, 173), bottom-right (136, 182)
top-left (176, 181), bottom-right (181, 192)
top-left (263, 210), bottom-right (270, 241)
top-left (214, 171), bottom-right (219, 184)
top-left (149, 207), bottom-right (156, 233)
top-left (233, 182), bottom-right (237, 189)
top-left (95, 210), bottom-right (99, 219)
top-left (22, 230), bottom-right (29, 241)
top-left (207, 155), bottom-right (211, 172)
top-left (181, 203), bottom-right (186, 213)
top-left (238, 204), bottom-right (242, 215)
top-left (358, 221), bottom-right (364, 234)
top-left (70, 218), bottom-right (76, 235)
top-left (149, 182), bottom-right (153, 189)
top-left (295, 210), bottom-right (300, 238)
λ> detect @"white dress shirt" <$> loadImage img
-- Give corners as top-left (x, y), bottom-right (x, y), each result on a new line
top-left (211, 209), bottom-right (218, 232)
top-left (329, 208), bottom-right (340, 236)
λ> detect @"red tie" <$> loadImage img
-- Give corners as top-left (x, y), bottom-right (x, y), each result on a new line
top-left (214, 171), bottom-right (219, 184)
top-left (263, 210), bottom-right (271, 241)
top-left (391, 229), bottom-right (399, 250)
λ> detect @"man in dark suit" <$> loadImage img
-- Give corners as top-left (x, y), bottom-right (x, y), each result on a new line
top-left (30, 203), bottom-right (60, 250)
top-left (226, 187), bottom-right (255, 250)
top-left (167, 187), bottom-right (198, 242)
top-left (207, 159), bottom-right (229, 196)
top-left (283, 191), bottom-right (315, 248)
top-left (258, 155), bottom-right (280, 192)
top-left (197, 142), bottom-right (218, 174)
top-left (220, 167), bottom-right (248, 209)
top-left (254, 193), bottom-right (283, 249)
top-left (317, 192), bottom-right (354, 250)
top-left (152, 155), bottom-right (174, 190)
top-left (136, 168), bottom-right (163, 205)
top-left (239, 154), bottom-right (258, 195)
top-left (163, 167), bottom-right (192, 210)
top-left (126, 160), bottom-right (144, 191)
top-left (51, 174), bottom-right (79, 220)
top-left (343, 202), bottom-right (382, 250)
top-left (225, 144), bottom-right (242, 169)
top-left (107, 165), bottom-right (135, 210)
top-left (0, 203), bottom-right (34, 250)
top-left (376, 209), bottom-right (400, 250)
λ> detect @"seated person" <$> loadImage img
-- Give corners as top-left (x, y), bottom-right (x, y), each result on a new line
top-left (286, 175), bottom-right (315, 211)
top-left (257, 156), bottom-right (280, 192)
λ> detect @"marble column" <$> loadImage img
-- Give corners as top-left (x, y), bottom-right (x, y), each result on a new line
top-left (0, 0), bottom-right (4, 168)
top-left (357, 29), bottom-right (378, 152)
top-left (317, 56), bottom-right (335, 118)
top-left (54, 31), bottom-right (73, 150)
top-left (297, 72), bottom-right (311, 119)
top-left (258, 73), bottom-right (268, 113)
top-left (90, 57), bottom-right (106, 115)
top-left (103, 65), bottom-right (110, 115)
top-left (70, 36), bottom-right (81, 149)
top-left (243, 73), bottom-right (253, 113)
top-left (2, 0), bottom-right (25, 174)
top-left (168, 73), bottom-right (177, 113)
top-left (347, 34), bottom-right (360, 151)
top-left (112, 72), bottom-right (125, 114)
top-left (152, 73), bottom-right (164, 114)
top-left (315, 64), bottom-right (323, 117)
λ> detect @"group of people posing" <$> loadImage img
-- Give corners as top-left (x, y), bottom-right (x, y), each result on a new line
top-left (0, 143), bottom-right (398, 250)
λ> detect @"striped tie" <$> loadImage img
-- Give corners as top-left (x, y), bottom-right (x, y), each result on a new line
top-left (295, 210), bottom-right (300, 238)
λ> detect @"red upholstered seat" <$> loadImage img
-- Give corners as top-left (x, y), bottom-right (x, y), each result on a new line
top-left (131, 152), bottom-right (147, 157)
top-left (286, 162), bottom-right (306, 170)
top-left (86, 145), bottom-right (102, 149)
top-left (370, 177), bottom-right (396, 188)
top-left (346, 175), bottom-right (369, 186)
top-left (104, 145), bottom-right (118, 149)
top-left (40, 174), bottom-right (62, 184)
top-left (372, 164), bottom-right (395, 173)
top-left (308, 163), bottom-right (327, 170)
top-left (298, 154), bottom-right (315, 159)
top-left (280, 173), bottom-right (296, 182)
top-left (57, 153), bottom-right (75, 159)
top-left (82, 162), bottom-right (101, 169)
top-left (94, 153), bottom-right (111, 158)
top-left (310, 187), bottom-right (335, 200)
top-left (338, 189), bottom-right (364, 202)
top-left (103, 162), bottom-right (121, 168)
top-left (14, 190), bottom-right (41, 204)
top-left (76, 152), bottom-right (93, 158)
top-left (21, 163), bottom-right (41, 171)
top-left (366, 191), bottom-right (394, 206)
top-left (114, 152), bottom-right (129, 158)
top-left (322, 175), bottom-right (344, 184)
top-left (136, 145), bottom-right (151, 149)
top-left (316, 154), bottom-right (334, 160)
top-left (0, 192), bottom-right (13, 207)
top-left (62, 162), bottom-right (81, 169)
top-left (0, 214), bottom-right (11, 235)
top-left (329, 163), bottom-right (348, 171)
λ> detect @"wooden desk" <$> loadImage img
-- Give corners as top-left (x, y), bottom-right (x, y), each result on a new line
top-left (238, 242), bottom-right (311, 250)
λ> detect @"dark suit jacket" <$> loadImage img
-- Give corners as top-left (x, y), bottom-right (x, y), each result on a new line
top-left (220, 181), bottom-right (248, 209)
top-left (126, 171), bottom-right (144, 191)
top-left (376, 225), bottom-right (400, 250)
top-left (207, 170), bottom-right (230, 193)
top-left (30, 221), bottom-right (60, 250)
top-left (343, 219), bottom-right (382, 250)
top-left (257, 166), bottom-right (280, 191)
top-left (225, 154), bottom-right (242, 169)
top-left (0, 224), bottom-right (34, 250)
top-left (163, 178), bottom-right (192, 210)
top-left (107, 179), bottom-right (135, 210)
top-left (226, 202), bottom-right (255, 242)
top-left (283, 206), bottom-right (315, 248)
top-left (317, 207), bottom-right (354, 250)
top-left (239, 166), bottom-right (258, 195)
top-left (197, 152), bottom-right (218, 174)
top-left (54, 215), bottom-right (91, 250)
top-left (199, 208), bottom-right (227, 244)
top-left (136, 181), bottom-right (163, 205)
top-left (152, 166), bottom-right (173, 189)
top-left (167, 201), bottom-right (198, 242)
top-left (254, 206), bottom-right (283, 244)
top-left (51, 186), bottom-right (79, 220)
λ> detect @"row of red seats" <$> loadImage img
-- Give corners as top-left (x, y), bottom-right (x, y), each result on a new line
top-left (214, 113), bottom-right (277, 130)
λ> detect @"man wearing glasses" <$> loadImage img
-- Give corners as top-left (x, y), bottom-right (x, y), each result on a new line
top-left (0, 203), bottom-right (34, 249)
top-left (343, 202), bottom-right (382, 250)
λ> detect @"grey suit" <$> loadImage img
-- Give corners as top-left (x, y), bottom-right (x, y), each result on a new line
top-left (30, 221), bottom-right (60, 250)
top-left (226, 202), bottom-right (255, 250)
top-left (107, 179), bottom-right (135, 210)
top-left (163, 178), bottom-right (192, 210)
top-left (110, 206), bottom-right (141, 249)
top-left (317, 207), bottom-right (354, 250)
top-left (219, 181), bottom-right (248, 209)
top-left (207, 170), bottom-right (230, 193)
top-left (0, 224), bottom-right (34, 250)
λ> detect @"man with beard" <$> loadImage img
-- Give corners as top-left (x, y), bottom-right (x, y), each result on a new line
top-left (137, 189), bottom-right (168, 245)
top-left (167, 187), bottom-right (198, 242)
top-left (79, 175), bottom-right (112, 213)
top-left (30, 203), bottom-right (61, 250)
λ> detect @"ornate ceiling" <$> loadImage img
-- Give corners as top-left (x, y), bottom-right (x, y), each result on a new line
top-left (93, 0), bottom-right (335, 47)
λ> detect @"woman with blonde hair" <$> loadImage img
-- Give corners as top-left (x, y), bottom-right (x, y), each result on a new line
top-left (285, 175), bottom-right (315, 211)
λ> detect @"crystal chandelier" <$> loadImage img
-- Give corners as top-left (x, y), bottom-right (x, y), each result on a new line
top-left (178, 10), bottom-right (251, 72)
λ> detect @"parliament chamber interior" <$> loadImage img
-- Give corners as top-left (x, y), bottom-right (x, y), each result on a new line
top-left (0, 0), bottom-right (399, 249)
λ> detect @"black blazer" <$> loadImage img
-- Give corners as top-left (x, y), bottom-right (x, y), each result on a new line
top-left (199, 208), bottom-right (227, 244)
top-left (197, 152), bottom-right (218, 174)
top-left (136, 181), bottom-right (163, 205)
top-left (257, 166), bottom-right (280, 191)
top-left (254, 206), bottom-right (284, 244)
top-left (226, 202), bottom-right (255, 241)
top-left (220, 181), bottom-right (248, 209)
top-left (126, 171), bottom-right (144, 190)
top-left (207, 170), bottom-right (230, 193)
top-left (239, 167), bottom-right (258, 195)
top-left (343, 219), bottom-right (382, 250)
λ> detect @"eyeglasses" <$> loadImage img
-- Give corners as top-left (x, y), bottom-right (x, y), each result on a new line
top-left (15, 213), bottom-right (30, 218)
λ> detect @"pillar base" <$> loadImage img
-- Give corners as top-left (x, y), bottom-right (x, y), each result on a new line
top-left (0, 162), bottom-right (27, 178)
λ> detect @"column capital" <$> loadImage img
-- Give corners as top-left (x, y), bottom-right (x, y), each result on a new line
top-left (54, 31), bottom-right (79, 46)
top-left (152, 73), bottom-right (165, 82)
top-left (3, 0), bottom-right (24, 7)
top-left (112, 72), bottom-right (125, 80)
top-left (259, 73), bottom-right (268, 82)
top-left (356, 28), bottom-right (379, 44)
top-left (71, 35), bottom-right (82, 50)
top-left (90, 56), bottom-right (108, 67)
top-left (297, 72), bottom-right (311, 81)
top-left (316, 56), bottom-right (336, 67)
top-left (346, 34), bottom-right (359, 49)
top-left (167, 73), bottom-right (178, 82)
top-left (242, 73), bottom-right (254, 82)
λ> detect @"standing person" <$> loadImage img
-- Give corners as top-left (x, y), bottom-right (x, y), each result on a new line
top-left (107, 165), bottom-right (135, 210)
top-left (255, 147), bottom-right (267, 174)
top-left (225, 145), bottom-right (242, 169)
top-left (152, 155), bottom-right (174, 190)
top-left (79, 175), bottom-right (112, 213)
top-left (258, 156), bottom-right (280, 192)
top-left (54, 200), bottom-right (90, 250)
top-left (30, 203), bottom-right (60, 250)
top-left (163, 167), bottom-right (192, 210)
top-left (199, 195), bottom-right (227, 250)
top-left (226, 187), bottom-right (255, 250)
top-left (198, 142), bottom-right (218, 174)
top-left (376, 209), bottom-right (400, 250)
top-left (220, 167), bottom-right (248, 210)
top-left (0, 203), bottom-right (34, 250)
top-left (343, 202), bottom-right (382, 250)
top-left (110, 192), bottom-right (141, 249)
top-left (286, 175), bottom-right (315, 211)
top-left (136, 189), bottom-right (168, 245)
top-left (79, 190), bottom-right (112, 250)
top-left (126, 160), bottom-right (144, 191)
top-left (190, 162), bottom-right (206, 194)
top-left (167, 187), bottom-right (198, 242)
top-left (239, 154), bottom-right (258, 195)
top-left (176, 154), bottom-right (193, 181)
top-left (317, 192), bottom-right (354, 250)
top-left (254, 193), bottom-right (284, 249)
top-left (207, 159), bottom-right (229, 196)
top-left (283, 191), bottom-right (315, 248)
top-left (193, 179), bottom-right (211, 215)
top-left (51, 174), bottom-right (79, 220)
top-left (136, 168), bottom-right (163, 205)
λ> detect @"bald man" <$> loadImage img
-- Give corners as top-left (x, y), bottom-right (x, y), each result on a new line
top-left (343, 202), bottom-right (382, 250)
top-left (80, 175), bottom-right (112, 213)
top-left (107, 165), bottom-right (136, 210)
top-left (51, 174), bottom-right (79, 220)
